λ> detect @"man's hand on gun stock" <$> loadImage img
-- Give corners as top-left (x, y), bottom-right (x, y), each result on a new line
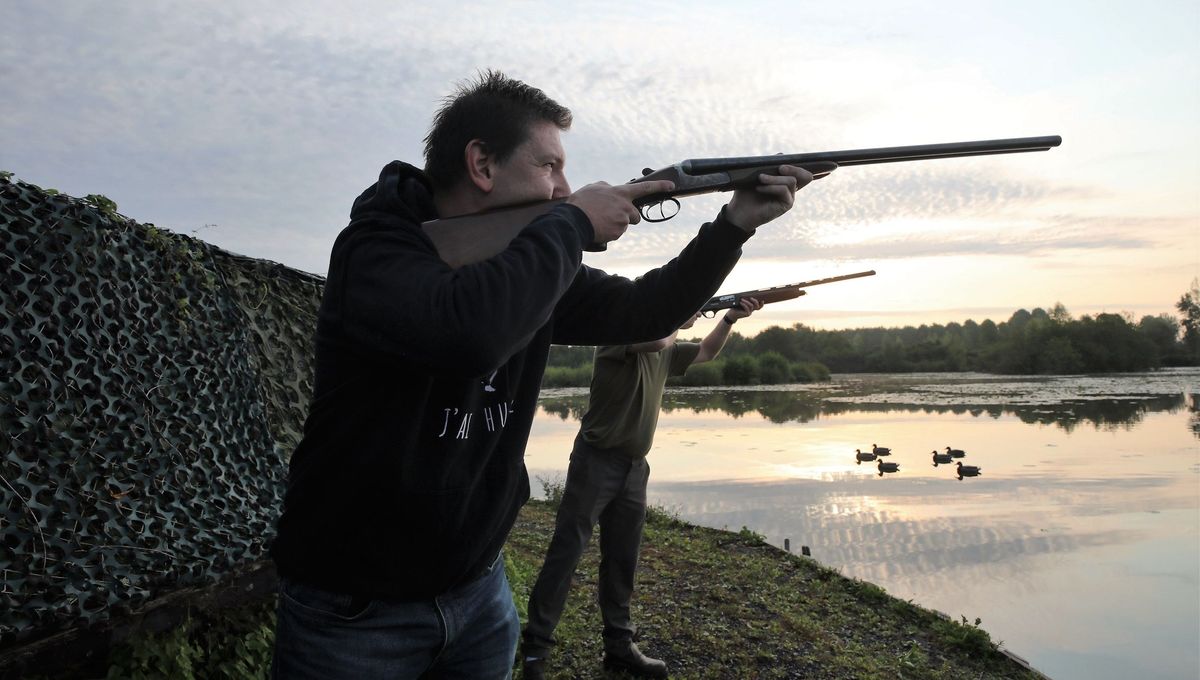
top-left (566, 180), bottom-right (676, 245)
top-left (726, 165), bottom-right (819, 233)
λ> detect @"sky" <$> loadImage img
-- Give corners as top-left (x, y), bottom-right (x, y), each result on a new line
top-left (2, 0), bottom-right (1197, 336)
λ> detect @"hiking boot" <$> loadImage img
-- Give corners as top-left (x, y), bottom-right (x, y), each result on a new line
top-left (602, 640), bottom-right (668, 678)
top-left (521, 656), bottom-right (546, 680)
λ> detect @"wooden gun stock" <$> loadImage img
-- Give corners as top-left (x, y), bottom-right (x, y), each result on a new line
top-left (421, 199), bottom-right (568, 270)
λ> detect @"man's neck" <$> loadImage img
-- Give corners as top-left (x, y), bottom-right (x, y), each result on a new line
top-left (433, 187), bottom-right (481, 219)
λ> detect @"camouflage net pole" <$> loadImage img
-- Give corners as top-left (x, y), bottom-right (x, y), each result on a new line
top-left (0, 174), bottom-right (323, 670)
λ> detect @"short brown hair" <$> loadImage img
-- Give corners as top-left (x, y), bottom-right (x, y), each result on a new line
top-left (423, 70), bottom-right (572, 191)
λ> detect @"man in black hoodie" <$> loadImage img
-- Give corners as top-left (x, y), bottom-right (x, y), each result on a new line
top-left (270, 70), bottom-right (819, 679)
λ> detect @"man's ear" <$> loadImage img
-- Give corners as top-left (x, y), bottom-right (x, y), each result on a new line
top-left (464, 139), bottom-right (494, 193)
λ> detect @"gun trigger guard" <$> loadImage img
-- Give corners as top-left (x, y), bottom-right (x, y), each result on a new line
top-left (640, 198), bottom-right (681, 223)
top-left (701, 310), bottom-right (717, 319)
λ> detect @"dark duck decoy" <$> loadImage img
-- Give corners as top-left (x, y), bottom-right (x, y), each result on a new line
top-left (956, 461), bottom-right (981, 478)
top-left (877, 460), bottom-right (900, 476)
top-left (855, 449), bottom-right (878, 464)
top-left (945, 446), bottom-right (966, 458)
top-left (931, 450), bottom-right (953, 466)
top-left (872, 443), bottom-right (892, 456)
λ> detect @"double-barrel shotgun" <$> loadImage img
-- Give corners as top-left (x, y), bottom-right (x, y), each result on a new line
top-left (699, 270), bottom-right (877, 317)
top-left (422, 135), bottom-right (1062, 268)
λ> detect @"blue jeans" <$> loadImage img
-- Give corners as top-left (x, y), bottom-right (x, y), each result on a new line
top-left (271, 553), bottom-right (519, 679)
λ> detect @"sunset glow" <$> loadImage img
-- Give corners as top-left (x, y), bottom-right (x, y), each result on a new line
top-left (2, 0), bottom-right (1196, 334)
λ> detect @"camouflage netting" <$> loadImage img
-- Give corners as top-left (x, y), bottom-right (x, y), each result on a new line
top-left (0, 174), bottom-right (324, 649)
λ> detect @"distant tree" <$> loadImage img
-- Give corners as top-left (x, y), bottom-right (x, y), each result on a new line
top-left (938, 333), bottom-right (969, 371)
top-left (1038, 336), bottom-right (1085, 374)
top-left (816, 331), bottom-right (862, 373)
top-left (1138, 314), bottom-right (1182, 365)
top-left (792, 361), bottom-right (831, 382)
top-left (757, 352), bottom-right (792, 384)
top-left (979, 319), bottom-right (999, 345)
top-left (789, 323), bottom-right (824, 359)
top-left (869, 337), bottom-right (910, 372)
top-left (718, 331), bottom-right (751, 357)
top-left (548, 344), bottom-right (596, 368)
top-left (1068, 313), bottom-right (1156, 372)
top-left (542, 365), bottom-right (592, 387)
top-left (752, 326), bottom-right (798, 361)
top-left (722, 355), bottom-right (760, 385)
top-left (1002, 309), bottom-right (1032, 338)
top-left (671, 361), bottom-right (723, 387)
top-left (1177, 279), bottom-right (1200, 363)
top-left (961, 319), bottom-right (980, 347)
top-left (903, 338), bottom-right (955, 371)
top-left (898, 325), bottom-right (922, 347)
top-left (694, 297), bottom-right (1183, 377)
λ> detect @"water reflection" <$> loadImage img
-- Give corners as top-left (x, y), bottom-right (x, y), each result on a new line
top-left (639, 470), bottom-right (1198, 680)
top-left (529, 370), bottom-right (1200, 680)
top-left (1190, 393), bottom-right (1200, 438)
top-left (540, 390), bottom-right (1189, 433)
top-left (645, 473), bottom-right (1179, 583)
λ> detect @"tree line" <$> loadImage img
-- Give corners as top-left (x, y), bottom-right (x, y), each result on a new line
top-left (544, 283), bottom-right (1200, 386)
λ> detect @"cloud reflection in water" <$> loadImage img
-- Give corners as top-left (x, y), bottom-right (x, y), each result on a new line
top-left (528, 371), bottom-right (1200, 680)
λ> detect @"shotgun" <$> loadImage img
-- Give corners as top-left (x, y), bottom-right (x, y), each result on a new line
top-left (699, 270), bottom-right (877, 317)
top-left (422, 136), bottom-right (1061, 268)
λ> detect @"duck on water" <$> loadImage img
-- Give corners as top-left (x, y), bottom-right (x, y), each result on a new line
top-left (956, 461), bottom-right (981, 479)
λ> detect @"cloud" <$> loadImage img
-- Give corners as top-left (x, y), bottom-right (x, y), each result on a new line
top-left (602, 211), bottom-right (1165, 271)
top-left (3, 0), bottom-right (1196, 305)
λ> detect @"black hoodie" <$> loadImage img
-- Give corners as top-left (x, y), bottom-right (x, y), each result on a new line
top-left (271, 161), bottom-right (749, 598)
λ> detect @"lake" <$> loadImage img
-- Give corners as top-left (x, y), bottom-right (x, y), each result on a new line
top-left (526, 369), bottom-right (1200, 680)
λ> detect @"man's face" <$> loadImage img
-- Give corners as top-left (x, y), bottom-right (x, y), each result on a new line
top-left (486, 121), bottom-right (571, 208)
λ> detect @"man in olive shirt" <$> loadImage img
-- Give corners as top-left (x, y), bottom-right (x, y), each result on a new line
top-left (522, 297), bottom-right (762, 679)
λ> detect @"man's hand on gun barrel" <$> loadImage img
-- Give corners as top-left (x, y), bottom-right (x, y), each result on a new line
top-left (726, 165), bottom-right (823, 233)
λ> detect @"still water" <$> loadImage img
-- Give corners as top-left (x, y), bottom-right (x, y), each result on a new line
top-left (525, 369), bottom-right (1200, 680)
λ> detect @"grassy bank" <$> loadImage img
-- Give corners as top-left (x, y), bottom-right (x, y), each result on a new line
top-left (86, 501), bottom-right (1041, 679)
top-left (506, 500), bottom-right (1042, 679)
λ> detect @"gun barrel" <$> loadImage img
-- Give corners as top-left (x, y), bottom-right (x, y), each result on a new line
top-left (789, 270), bottom-right (877, 289)
top-left (700, 270), bottom-right (876, 313)
top-left (680, 136), bottom-right (1062, 175)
